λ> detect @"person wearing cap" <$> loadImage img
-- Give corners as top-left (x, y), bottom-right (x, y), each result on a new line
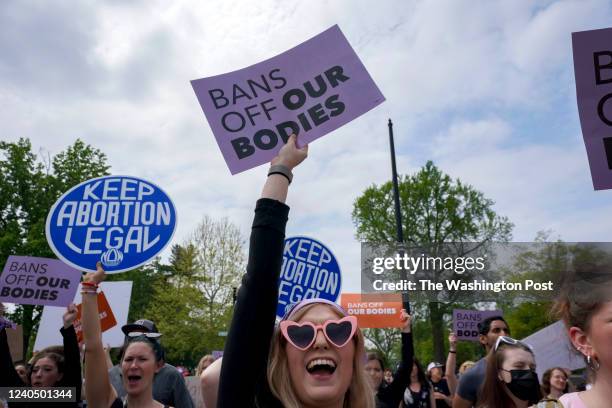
top-left (453, 316), bottom-right (511, 408)
top-left (426, 362), bottom-right (451, 407)
top-left (107, 319), bottom-right (194, 408)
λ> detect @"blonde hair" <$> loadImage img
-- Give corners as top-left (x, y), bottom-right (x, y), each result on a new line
top-left (196, 354), bottom-right (215, 377)
top-left (267, 304), bottom-right (376, 408)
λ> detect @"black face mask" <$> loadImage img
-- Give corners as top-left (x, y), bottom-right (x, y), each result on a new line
top-left (504, 369), bottom-right (540, 402)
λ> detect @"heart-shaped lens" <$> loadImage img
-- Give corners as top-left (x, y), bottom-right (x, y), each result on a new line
top-left (287, 324), bottom-right (315, 349)
top-left (325, 320), bottom-right (353, 347)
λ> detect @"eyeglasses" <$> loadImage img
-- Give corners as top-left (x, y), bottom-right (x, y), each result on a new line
top-left (494, 336), bottom-right (532, 352)
top-left (127, 331), bottom-right (162, 339)
top-left (280, 316), bottom-right (358, 350)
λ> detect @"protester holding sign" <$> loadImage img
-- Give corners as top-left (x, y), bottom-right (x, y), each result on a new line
top-left (217, 135), bottom-right (375, 408)
top-left (0, 302), bottom-right (82, 407)
top-left (365, 310), bottom-right (414, 408)
top-left (81, 263), bottom-right (169, 408)
top-left (555, 267), bottom-right (612, 408)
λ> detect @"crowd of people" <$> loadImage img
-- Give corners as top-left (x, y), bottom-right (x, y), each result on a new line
top-left (1, 135), bottom-right (611, 408)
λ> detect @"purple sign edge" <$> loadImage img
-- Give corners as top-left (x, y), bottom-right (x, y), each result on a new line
top-left (0, 255), bottom-right (81, 307)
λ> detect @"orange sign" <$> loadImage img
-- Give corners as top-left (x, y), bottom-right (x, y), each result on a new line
top-left (340, 293), bottom-right (403, 329)
top-left (73, 291), bottom-right (117, 343)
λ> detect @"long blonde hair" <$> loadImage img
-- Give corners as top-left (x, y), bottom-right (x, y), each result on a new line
top-left (267, 303), bottom-right (375, 408)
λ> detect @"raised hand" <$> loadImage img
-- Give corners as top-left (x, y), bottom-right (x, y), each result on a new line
top-left (400, 309), bottom-right (412, 333)
top-left (83, 261), bottom-right (106, 285)
top-left (63, 303), bottom-right (78, 328)
top-left (448, 331), bottom-right (457, 352)
top-left (271, 134), bottom-right (308, 170)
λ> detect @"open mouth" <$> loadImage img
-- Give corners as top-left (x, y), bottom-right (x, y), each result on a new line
top-left (306, 358), bottom-right (337, 376)
top-left (127, 375), bottom-right (142, 385)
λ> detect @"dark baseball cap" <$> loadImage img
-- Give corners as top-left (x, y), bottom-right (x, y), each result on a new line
top-left (121, 319), bottom-right (159, 336)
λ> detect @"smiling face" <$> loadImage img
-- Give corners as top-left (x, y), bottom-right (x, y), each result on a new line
top-left (121, 341), bottom-right (161, 396)
top-left (549, 369), bottom-right (567, 393)
top-left (31, 357), bottom-right (62, 387)
top-left (285, 304), bottom-right (355, 407)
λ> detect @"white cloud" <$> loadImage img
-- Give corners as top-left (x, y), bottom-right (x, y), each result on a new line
top-left (3, 0), bottom-right (612, 296)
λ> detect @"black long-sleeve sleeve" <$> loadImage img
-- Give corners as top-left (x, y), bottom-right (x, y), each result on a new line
top-left (376, 332), bottom-right (414, 408)
top-left (58, 325), bottom-right (82, 402)
top-left (0, 327), bottom-right (25, 387)
top-left (217, 198), bottom-right (289, 408)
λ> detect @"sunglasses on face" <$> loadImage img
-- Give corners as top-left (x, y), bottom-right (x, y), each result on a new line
top-left (280, 316), bottom-right (358, 350)
top-left (127, 331), bottom-right (162, 339)
top-left (494, 335), bottom-right (532, 352)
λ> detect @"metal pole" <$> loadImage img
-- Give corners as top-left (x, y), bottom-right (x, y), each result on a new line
top-left (388, 119), bottom-right (410, 313)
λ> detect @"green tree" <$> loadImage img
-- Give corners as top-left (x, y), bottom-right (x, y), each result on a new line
top-left (352, 161), bottom-right (513, 362)
top-left (144, 216), bottom-right (246, 366)
top-left (0, 138), bottom-right (109, 355)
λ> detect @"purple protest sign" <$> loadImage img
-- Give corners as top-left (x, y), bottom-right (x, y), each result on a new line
top-left (572, 27), bottom-right (612, 190)
top-left (191, 25), bottom-right (385, 174)
top-left (0, 256), bottom-right (81, 307)
top-left (452, 309), bottom-right (503, 342)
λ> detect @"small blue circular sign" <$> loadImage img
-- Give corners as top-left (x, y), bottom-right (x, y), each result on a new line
top-left (277, 236), bottom-right (342, 319)
top-left (45, 175), bottom-right (177, 273)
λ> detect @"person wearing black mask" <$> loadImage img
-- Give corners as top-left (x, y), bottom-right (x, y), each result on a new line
top-left (478, 336), bottom-right (562, 408)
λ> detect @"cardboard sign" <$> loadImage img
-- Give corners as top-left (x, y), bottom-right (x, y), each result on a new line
top-left (72, 291), bottom-right (117, 343)
top-left (35, 281), bottom-right (132, 350)
top-left (572, 27), bottom-right (612, 190)
top-left (191, 25), bottom-right (385, 174)
top-left (7, 325), bottom-right (24, 362)
top-left (452, 309), bottom-right (503, 341)
top-left (277, 236), bottom-right (342, 319)
top-left (340, 293), bottom-right (403, 329)
top-left (46, 175), bottom-right (177, 273)
top-left (0, 256), bottom-right (81, 307)
top-left (522, 320), bottom-right (585, 379)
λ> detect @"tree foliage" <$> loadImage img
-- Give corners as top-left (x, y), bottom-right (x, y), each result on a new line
top-left (0, 138), bottom-right (109, 355)
top-left (352, 161), bottom-right (513, 361)
top-left (140, 217), bottom-right (245, 367)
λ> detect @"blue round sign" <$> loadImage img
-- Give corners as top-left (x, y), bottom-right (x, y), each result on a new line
top-left (45, 175), bottom-right (177, 273)
top-left (277, 236), bottom-right (342, 319)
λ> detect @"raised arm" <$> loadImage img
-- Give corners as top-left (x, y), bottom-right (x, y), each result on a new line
top-left (217, 135), bottom-right (307, 408)
top-left (0, 307), bottom-right (23, 387)
top-left (59, 303), bottom-right (83, 402)
top-left (82, 263), bottom-right (117, 408)
top-left (377, 309), bottom-right (414, 406)
top-left (445, 332), bottom-right (457, 395)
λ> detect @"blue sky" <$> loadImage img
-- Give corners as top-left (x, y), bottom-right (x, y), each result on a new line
top-left (2, 0), bottom-right (612, 292)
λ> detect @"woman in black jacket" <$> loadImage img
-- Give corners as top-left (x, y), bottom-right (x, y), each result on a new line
top-left (0, 303), bottom-right (82, 407)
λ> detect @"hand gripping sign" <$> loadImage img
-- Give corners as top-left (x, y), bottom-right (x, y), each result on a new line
top-left (46, 175), bottom-right (177, 273)
top-left (191, 25), bottom-right (385, 174)
top-left (277, 236), bottom-right (342, 319)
